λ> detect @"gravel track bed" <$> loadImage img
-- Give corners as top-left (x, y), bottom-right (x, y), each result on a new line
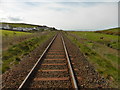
top-left (63, 34), bottom-right (109, 88)
top-left (26, 34), bottom-right (73, 88)
top-left (43, 60), bottom-right (66, 64)
top-left (45, 57), bottom-right (66, 59)
top-left (40, 65), bottom-right (67, 70)
top-left (29, 80), bottom-right (72, 88)
top-left (45, 55), bottom-right (65, 58)
top-left (34, 71), bottom-right (69, 78)
top-left (48, 51), bottom-right (64, 52)
top-left (2, 36), bottom-right (54, 89)
top-left (48, 50), bottom-right (64, 51)
top-left (50, 47), bottom-right (64, 49)
top-left (47, 53), bottom-right (65, 55)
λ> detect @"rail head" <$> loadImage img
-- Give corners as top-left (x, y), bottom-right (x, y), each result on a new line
top-left (18, 34), bottom-right (57, 90)
top-left (61, 36), bottom-right (78, 90)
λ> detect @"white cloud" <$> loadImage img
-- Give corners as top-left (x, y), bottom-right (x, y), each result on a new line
top-left (0, 0), bottom-right (119, 2)
top-left (0, 2), bottom-right (118, 30)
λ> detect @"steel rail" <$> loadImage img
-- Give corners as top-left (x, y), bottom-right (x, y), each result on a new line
top-left (61, 36), bottom-right (78, 90)
top-left (18, 34), bottom-right (57, 90)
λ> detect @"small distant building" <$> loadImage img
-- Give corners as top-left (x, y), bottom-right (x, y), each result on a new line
top-left (0, 24), bottom-right (2, 29)
top-left (0, 23), bottom-right (57, 32)
top-left (2, 24), bottom-right (11, 29)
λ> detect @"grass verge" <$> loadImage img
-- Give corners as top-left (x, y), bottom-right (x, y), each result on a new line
top-left (71, 31), bottom-right (119, 50)
top-left (2, 32), bottom-right (55, 73)
top-left (65, 32), bottom-right (119, 88)
top-left (1, 30), bottom-right (31, 37)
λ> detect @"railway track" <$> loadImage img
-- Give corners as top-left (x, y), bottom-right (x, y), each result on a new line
top-left (18, 34), bottom-right (78, 89)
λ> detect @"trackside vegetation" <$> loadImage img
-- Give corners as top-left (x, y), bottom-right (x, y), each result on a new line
top-left (71, 31), bottom-right (119, 50)
top-left (1, 30), bottom-right (32, 37)
top-left (1, 30), bottom-right (33, 51)
top-left (2, 32), bottom-right (55, 73)
top-left (64, 31), bottom-right (119, 88)
top-left (95, 28), bottom-right (120, 36)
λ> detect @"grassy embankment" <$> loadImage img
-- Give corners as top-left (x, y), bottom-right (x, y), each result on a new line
top-left (2, 30), bottom-right (31, 36)
top-left (1, 30), bottom-right (55, 73)
top-left (95, 28), bottom-right (120, 36)
top-left (65, 29), bottom-right (119, 88)
top-left (1, 30), bottom-right (49, 51)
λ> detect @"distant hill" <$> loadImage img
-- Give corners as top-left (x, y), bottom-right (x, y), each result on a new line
top-left (95, 27), bottom-right (120, 36)
top-left (1, 22), bottom-right (41, 28)
top-left (0, 22), bottom-right (57, 32)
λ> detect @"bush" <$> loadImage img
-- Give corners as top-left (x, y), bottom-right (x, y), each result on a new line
top-left (2, 66), bottom-right (10, 73)
top-left (16, 57), bottom-right (21, 62)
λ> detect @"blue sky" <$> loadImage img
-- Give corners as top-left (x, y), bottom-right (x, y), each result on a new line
top-left (0, 0), bottom-right (119, 31)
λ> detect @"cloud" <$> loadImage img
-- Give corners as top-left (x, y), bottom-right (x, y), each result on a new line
top-left (0, 1), bottom-right (118, 30)
top-left (0, 8), bottom-right (23, 22)
top-left (0, 16), bottom-right (23, 22)
top-left (8, 16), bottom-right (23, 21)
top-left (0, 0), bottom-right (119, 2)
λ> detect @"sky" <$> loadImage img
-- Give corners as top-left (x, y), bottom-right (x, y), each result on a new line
top-left (0, 0), bottom-right (119, 31)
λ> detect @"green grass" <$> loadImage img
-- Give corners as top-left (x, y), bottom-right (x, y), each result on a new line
top-left (1, 30), bottom-right (31, 37)
top-left (71, 31), bottom-right (118, 41)
top-left (95, 28), bottom-right (120, 36)
top-left (65, 32), bottom-right (119, 88)
top-left (71, 31), bottom-right (119, 50)
top-left (2, 32), bottom-right (55, 73)
top-left (81, 40), bottom-right (119, 68)
top-left (2, 30), bottom-right (35, 52)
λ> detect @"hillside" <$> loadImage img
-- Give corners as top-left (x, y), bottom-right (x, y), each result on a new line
top-left (95, 28), bottom-right (120, 36)
top-left (1, 22), bottom-right (42, 28)
top-left (0, 22), bottom-right (57, 32)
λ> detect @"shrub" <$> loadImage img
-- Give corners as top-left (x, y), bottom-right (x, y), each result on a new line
top-left (16, 57), bottom-right (21, 62)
